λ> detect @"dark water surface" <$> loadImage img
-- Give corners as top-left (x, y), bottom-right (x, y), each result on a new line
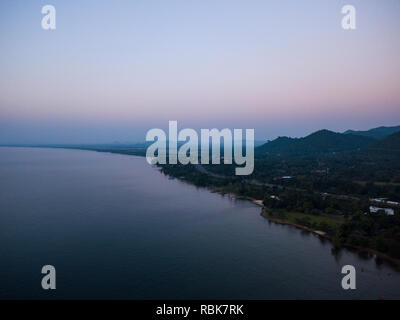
top-left (1, 147), bottom-right (400, 299)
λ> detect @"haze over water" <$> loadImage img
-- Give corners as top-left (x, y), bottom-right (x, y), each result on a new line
top-left (1, 147), bottom-right (399, 299)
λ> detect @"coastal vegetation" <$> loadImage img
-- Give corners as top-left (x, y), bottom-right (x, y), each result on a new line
top-left (158, 126), bottom-right (400, 259)
top-left (26, 125), bottom-right (400, 260)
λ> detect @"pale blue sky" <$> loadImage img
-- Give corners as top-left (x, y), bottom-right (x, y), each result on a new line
top-left (0, 0), bottom-right (399, 143)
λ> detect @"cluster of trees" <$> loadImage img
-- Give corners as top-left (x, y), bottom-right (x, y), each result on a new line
top-left (160, 164), bottom-right (269, 200)
top-left (262, 189), bottom-right (364, 218)
top-left (80, 131), bottom-right (400, 258)
top-left (261, 189), bottom-right (400, 258)
top-left (161, 162), bottom-right (400, 258)
top-left (336, 211), bottom-right (400, 258)
top-left (205, 152), bottom-right (400, 201)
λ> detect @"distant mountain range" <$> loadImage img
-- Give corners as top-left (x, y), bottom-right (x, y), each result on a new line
top-left (343, 125), bottom-right (400, 140)
top-left (256, 125), bottom-right (400, 157)
top-left (5, 125), bottom-right (399, 157)
top-left (368, 131), bottom-right (400, 153)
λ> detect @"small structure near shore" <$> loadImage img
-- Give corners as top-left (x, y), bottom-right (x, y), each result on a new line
top-left (368, 206), bottom-right (394, 216)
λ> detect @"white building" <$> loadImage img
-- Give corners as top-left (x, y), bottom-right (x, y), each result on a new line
top-left (369, 206), bottom-right (394, 216)
top-left (370, 198), bottom-right (400, 206)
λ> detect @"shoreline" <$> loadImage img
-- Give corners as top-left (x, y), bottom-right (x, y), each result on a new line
top-left (7, 146), bottom-right (400, 267)
top-left (206, 184), bottom-right (400, 267)
top-left (257, 201), bottom-right (400, 267)
top-left (262, 212), bottom-right (400, 266)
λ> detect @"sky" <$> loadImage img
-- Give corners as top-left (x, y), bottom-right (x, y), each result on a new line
top-left (0, 0), bottom-right (399, 144)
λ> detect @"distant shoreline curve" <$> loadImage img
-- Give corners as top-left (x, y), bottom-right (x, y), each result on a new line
top-left (3, 145), bottom-right (400, 267)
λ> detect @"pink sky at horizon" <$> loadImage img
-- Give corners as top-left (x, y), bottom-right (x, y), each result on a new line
top-left (0, 0), bottom-right (399, 143)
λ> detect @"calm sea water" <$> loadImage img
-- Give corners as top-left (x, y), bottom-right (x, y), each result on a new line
top-left (1, 147), bottom-right (400, 299)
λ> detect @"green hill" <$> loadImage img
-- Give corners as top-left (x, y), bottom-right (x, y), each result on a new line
top-left (368, 131), bottom-right (400, 153)
top-left (256, 129), bottom-right (375, 157)
top-left (344, 125), bottom-right (400, 140)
